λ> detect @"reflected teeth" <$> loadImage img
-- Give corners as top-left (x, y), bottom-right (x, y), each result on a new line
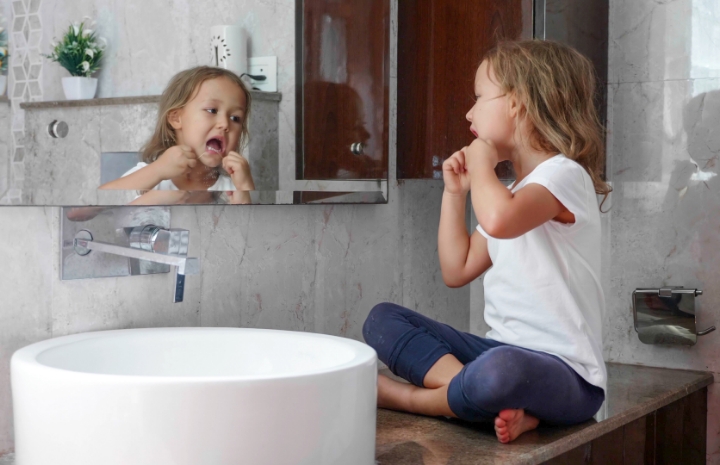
top-left (206, 143), bottom-right (222, 154)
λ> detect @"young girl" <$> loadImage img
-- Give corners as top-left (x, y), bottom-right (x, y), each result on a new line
top-left (100, 66), bottom-right (255, 205)
top-left (363, 40), bottom-right (611, 444)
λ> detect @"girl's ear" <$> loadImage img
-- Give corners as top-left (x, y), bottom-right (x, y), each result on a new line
top-left (167, 109), bottom-right (183, 130)
top-left (507, 92), bottom-right (521, 119)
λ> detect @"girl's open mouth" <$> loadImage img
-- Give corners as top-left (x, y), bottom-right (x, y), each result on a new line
top-left (205, 137), bottom-right (226, 155)
top-left (470, 128), bottom-right (479, 138)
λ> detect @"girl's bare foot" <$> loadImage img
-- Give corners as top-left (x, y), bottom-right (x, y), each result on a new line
top-left (494, 409), bottom-right (539, 443)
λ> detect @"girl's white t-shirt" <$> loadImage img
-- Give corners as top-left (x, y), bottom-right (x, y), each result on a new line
top-left (122, 162), bottom-right (236, 191)
top-left (476, 154), bottom-right (607, 392)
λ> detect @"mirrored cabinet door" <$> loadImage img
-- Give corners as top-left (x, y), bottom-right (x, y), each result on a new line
top-left (298, 0), bottom-right (390, 181)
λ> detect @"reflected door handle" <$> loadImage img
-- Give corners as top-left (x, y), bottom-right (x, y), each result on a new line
top-left (350, 142), bottom-right (365, 156)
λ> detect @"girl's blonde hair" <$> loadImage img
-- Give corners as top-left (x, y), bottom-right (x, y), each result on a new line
top-left (142, 66), bottom-right (252, 164)
top-left (483, 40), bottom-right (611, 199)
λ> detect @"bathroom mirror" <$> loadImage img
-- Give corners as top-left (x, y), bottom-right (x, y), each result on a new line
top-left (0, 0), bottom-right (389, 206)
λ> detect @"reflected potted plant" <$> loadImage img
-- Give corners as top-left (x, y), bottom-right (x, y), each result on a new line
top-left (0, 16), bottom-right (8, 96)
top-left (45, 19), bottom-right (106, 100)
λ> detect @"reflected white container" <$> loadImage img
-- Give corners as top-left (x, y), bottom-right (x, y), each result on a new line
top-left (12, 328), bottom-right (377, 465)
top-left (61, 76), bottom-right (97, 100)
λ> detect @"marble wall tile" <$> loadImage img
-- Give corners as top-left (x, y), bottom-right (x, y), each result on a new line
top-left (0, 207), bottom-right (54, 454)
top-left (604, 77), bottom-right (720, 371)
top-left (609, 0), bottom-right (720, 83)
top-left (0, 102), bottom-right (11, 200)
top-left (605, 1), bottom-right (720, 459)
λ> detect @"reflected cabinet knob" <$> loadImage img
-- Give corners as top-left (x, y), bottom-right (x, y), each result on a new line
top-left (48, 120), bottom-right (69, 138)
top-left (350, 142), bottom-right (365, 156)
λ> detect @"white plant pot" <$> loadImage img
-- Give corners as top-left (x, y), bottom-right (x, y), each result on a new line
top-left (0, 75), bottom-right (7, 96)
top-left (61, 76), bottom-right (97, 100)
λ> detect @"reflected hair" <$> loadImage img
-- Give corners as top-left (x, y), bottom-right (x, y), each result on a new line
top-left (142, 66), bottom-right (252, 164)
top-left (483, 40), bottom-right (612, 204)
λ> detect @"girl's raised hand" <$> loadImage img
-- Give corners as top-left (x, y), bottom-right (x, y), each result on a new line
top-left (222, 151), bottom-right (255, 191)
top-left (464, 138), bottom-right (499, 173)
top-left (443, 149), bottom-right (472, 195)
top-left (154, 145), bottom-right (198, 180)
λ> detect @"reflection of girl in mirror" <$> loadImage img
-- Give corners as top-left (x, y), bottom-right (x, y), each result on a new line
top-left (363, 40), bottom-right (611, 444)
top-left (99, 66), bottom-right (255, 205)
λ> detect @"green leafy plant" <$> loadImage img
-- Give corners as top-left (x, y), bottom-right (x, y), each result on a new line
top-left (45, 20), bottom-right (106, 77)
top-left (0, 15), bottom-right (9, 74)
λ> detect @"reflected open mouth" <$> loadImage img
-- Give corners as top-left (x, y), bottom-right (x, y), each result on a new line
top-left (205, 137), bottom-right (225, 155)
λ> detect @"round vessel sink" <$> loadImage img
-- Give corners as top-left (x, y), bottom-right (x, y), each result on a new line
top-left (12, 327), bottom-right (377, 465)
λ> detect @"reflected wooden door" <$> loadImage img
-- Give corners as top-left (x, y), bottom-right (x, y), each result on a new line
top-left (397, 0), bottom-right (532, 179)
top-left (298, 0), bottom-right (390, 180)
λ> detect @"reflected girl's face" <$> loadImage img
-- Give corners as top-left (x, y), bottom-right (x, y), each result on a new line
top-left (465, 60), bottom-right (517, 155)
top-left (169, 77), bottom-right (247, 168)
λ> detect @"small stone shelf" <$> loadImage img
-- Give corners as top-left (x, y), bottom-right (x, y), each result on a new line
top-left (19, 91), bottom-right (281, 110)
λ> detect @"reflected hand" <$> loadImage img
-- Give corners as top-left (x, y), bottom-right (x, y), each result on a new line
top-left (442, 149), bottom-right (471, 195)
top-left (154, 145), bottom-right (198, 180)
top-left (223, 151), bottom-right (255, 191)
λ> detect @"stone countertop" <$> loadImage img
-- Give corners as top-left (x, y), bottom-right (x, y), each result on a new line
top-left (19, 90), bottom-right (282, 110)
top-left (375, 363), bottom-right (713, 465)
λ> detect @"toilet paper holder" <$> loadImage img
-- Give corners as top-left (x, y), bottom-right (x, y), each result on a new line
top-left (632, 287), bottom-right (716, 346)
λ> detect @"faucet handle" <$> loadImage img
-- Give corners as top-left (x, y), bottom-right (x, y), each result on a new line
top-left (154, 229), bottom-right (189, 256)
top-left (129, 226), bottom-right (189, 256)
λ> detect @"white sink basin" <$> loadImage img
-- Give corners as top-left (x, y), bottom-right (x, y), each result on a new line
top-left (11, 328), bottom-right (377, 465)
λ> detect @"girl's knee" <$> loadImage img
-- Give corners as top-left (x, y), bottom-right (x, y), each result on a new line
top-left (460, 346), bottom-right (534, 408)
top-left (362, 302), bottom-right (399, 344)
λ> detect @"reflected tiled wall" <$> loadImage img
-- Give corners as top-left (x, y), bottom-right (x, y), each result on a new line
top-left (2, 0), bottom-right (43, 204)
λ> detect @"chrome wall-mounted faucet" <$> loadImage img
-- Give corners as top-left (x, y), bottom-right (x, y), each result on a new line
top-left (74, 227), bottom-right (199, 302)
top-left (60, 207), bottom-right (200, 303)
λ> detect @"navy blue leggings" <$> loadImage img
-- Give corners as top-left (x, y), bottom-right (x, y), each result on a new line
top-left (362, 303), bottom-right (605, 425)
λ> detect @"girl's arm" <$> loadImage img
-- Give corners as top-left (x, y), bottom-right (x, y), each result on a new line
top-left (228, 191), bottom-right (252, 205)
top-left (128, 190), bottom-right (190, 206)
top-left (438, 149), bottom-right (492, 288)
top-left (99, 164), bottom-right (166, 191)
top-left (438, 191), bottom-right (492, 288)
top-left (99, 146), bottom-right (198, 191)
top-left (466, 139), bottom-right (566, 239)
top-left (128, 190), bottom-right (219, 206)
